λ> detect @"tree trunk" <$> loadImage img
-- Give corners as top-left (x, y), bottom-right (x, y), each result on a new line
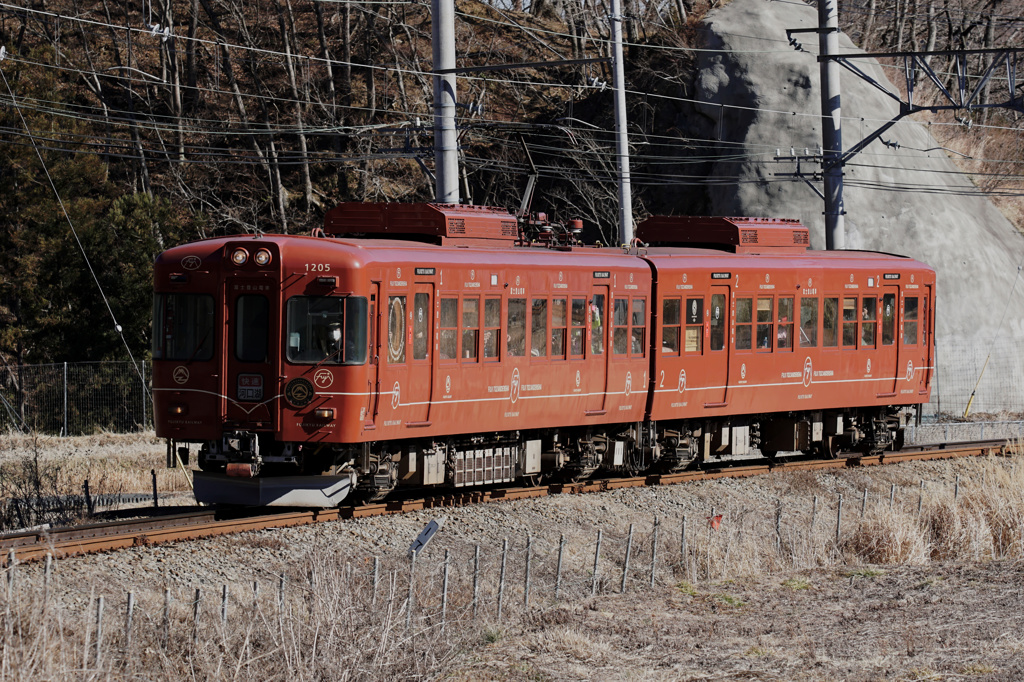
top-left (278, 0), bottom-right (313, 211)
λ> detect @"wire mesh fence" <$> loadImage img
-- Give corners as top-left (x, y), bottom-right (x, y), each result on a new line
top-left (0, 335), bottom-right (1019, 436)
top-left (0, 361), bottom-right (151, 436)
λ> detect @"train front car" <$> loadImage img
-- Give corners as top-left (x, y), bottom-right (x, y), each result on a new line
top-left (153, 233), bottom-right (373, 506)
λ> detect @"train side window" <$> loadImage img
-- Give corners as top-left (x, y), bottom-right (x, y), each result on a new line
top-left (570, 298), bottom-right (586, 357)
top-left (777, 297), bottom-right (794, 350)
top-left (685, 297), bottom-right (703, 353)
top-left (823, 297), bottom-right (839, 347)
top-left (462, 297), bottom-right (479, 361)
top-left (631, 298), bottom-right (646, 356)
top-left (904, 297), bottom-right (919, 346)
top-left (881, 292), bottom-right (896, 346)
top-left (799, 298), bottom-right (818, 348)
top-left (551, 298), bottom-right (567, 359)
top-left (861, 297), bottom-right (877, 347)
top-left (387, 296), bottom-right (406, 364)
top-left (709, 294), bottom-right (725, 351)
top-left (613, 298), bottom-right (629, 355)
top-left (440, 297), bottom-right (458, 360)
top-left (531, 298), bottom-right (548, 358)
top-left (756, 298), bottom-right (773, 351)
top-left (590, 293), bottom-right (606, 355)
top-left (842, 297), bottom-right (858, 347)
top-left (235, 294), bottom-right (269, 363)
top-left (507, 298), bottom-right (526, 357)
top-left (413, 293), bottom-right (429, 361)
top-left (662, 298), bottom-right (681, 355)
top-left (484, 298), bottom-right (501, 360)
top-left (735, 298), bottom-right (752, 350)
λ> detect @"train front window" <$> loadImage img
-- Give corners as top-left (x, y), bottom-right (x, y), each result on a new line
top-left (152, 293), bottom-right (215, 361)
top-left (235, 295), bottom-right (269, 363)
top-left (285, 296), bottom-right (368, 365)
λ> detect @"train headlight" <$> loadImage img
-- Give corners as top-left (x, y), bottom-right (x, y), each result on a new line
top-left (254, 248), bottom-right (272, 266)
top-left (231, 248), bottom-right (249, 265)
top-left (314, 408), bottom-right (334, 420)
top-left (169, 403), bottom-right (188, 415)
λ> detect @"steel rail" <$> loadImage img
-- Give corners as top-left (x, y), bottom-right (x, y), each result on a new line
top-left (0, 439), bottom-right (1010, 565)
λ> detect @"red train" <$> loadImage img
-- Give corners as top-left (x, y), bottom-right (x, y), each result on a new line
top-left (152, 203), bottom-right (935, 506)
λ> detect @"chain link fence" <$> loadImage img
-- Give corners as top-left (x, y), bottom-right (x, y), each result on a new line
top-left (0, 361), bottom-right (151, 436)
top-left (0, 337), bottom-right (1020, 436)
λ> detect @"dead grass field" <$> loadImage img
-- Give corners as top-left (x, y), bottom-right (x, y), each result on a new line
top-left (0, 433), bottom-right (1022, 680)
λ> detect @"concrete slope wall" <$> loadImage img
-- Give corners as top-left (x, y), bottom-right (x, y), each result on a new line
top-left (696, 0), bottom-right (1024, 415)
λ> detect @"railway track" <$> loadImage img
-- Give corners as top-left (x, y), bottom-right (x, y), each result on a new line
top-left (0, 439), bottom-right (1010, 565)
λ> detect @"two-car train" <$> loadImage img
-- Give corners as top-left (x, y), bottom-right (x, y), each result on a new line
top-left (152, 203), bottom-right (934, 506)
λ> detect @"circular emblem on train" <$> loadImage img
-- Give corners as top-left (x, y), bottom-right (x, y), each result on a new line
top-left (180, 255), bottom-right (201, 271)
top-left (807, 277), bottom-right (812, 287)
top-left (172, 366), bottom-right (189, 385)
top-left (691, 300), bottom-right (698, 318)
top-left (850, 274), bottom-right (855, 283)
top-left (765, 273), bottom-right (770, 283)
top-left (575, 370), bottom-right (581, 388)
top-left (391, 381), bottom-right (401, 410)
top-left (445, 375), bottom-right (451, 394)
top-left (470, 269), bottom-right (476, 281)
top-left (740, 363), bottom-right (746, 380)
top-left (510, 368), bottom-right (521, 404)
top-left (629, 272), bottom-right (634, 283)
top-left (911, 274), bottom-right (915, 283)
top-left (682, 273), bottom-right (687, 283)
top-left (559, 271), bottom-right (564, 282)
top-left (396, 267), bottom-right (401, 279)
top-left (624, 372), bottom-right (632, 398)
top-left (285, 377), bottom-right (314, 408)
top-left (803, 357), bottom-right (813, 388)
top-left (313, 368), bottom-right (334, 389)
top-left (866, 358), bottom-right (872, 374)
top-left (516, 275), bottom-right (521, 286)
top-left (678, 369), bottom-right (687, 393)
top-left (906, 360), bottom-right (915, 381)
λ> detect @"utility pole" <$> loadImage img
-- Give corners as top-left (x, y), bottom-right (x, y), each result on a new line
top-left (432, 0), bottom-right (459, 204)
top-left (818, 0), bottom-right (844, 250)
top-left (610, 0), bottom-right (633, 246)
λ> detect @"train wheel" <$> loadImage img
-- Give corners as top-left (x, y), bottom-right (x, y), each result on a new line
top-left (823, 435), bottom-right (843, 459)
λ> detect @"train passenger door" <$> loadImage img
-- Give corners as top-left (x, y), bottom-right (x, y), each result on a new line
top-left (586, 285), bottom-right (609, 414)
top-left (406, 283), bottom-right (434, 425)
top-left (365, 283), bottom-right (380, 428)
top-left (704, 285), bottom-right (730, 407)
top-left (878, 286), bottom-right (899, 396)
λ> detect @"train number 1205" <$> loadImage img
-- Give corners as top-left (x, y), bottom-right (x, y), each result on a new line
top-left (306, 263), bottom-right (331, 273)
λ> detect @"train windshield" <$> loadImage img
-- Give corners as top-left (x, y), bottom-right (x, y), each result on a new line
top-left (152, 294), bottom-right (215, 361)
top-left (286, 296), bottom-right (368, 365)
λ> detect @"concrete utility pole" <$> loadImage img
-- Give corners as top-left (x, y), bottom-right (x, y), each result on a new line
top-left (610, 0), bottom-right (633, 246)
top-left (818, 0), bottom-right (844, 250)
top-left (433, 0), bottom-right (459, 204)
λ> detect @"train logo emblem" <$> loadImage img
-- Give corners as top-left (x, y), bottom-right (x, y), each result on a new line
top-left (802, 357), bottom-right (813, 388)
top-left (906, 360), bottom-right (914, 381)
top-left (391, 382), bottom-right (401, 410)
top-left (510, 368), bottom-right (520, 404)
top-left (740, 363), bottom-right (746, 380)
top-left (575, 370), bottom-right (581, 388)
top-left (624, 372), bottom-right (632, 398)
top-left (180, 255), bottom-right (201, 271)
top-left (172, 366), bottom-right (189, 384)
top-left (678, 369), bottom-right (686, 393)
top-left (285, 378), bottom-right (314, 408)
top-left (313, 369), bottom-right (333, 389)
top-left (396, 267), bottom-right (401, 278)
top-left (445, 375), bottom-right (451, 394)
top-left (558, 271), bottom-right (563, 282)
top-left (866, 358), bottom-right (872, 374)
